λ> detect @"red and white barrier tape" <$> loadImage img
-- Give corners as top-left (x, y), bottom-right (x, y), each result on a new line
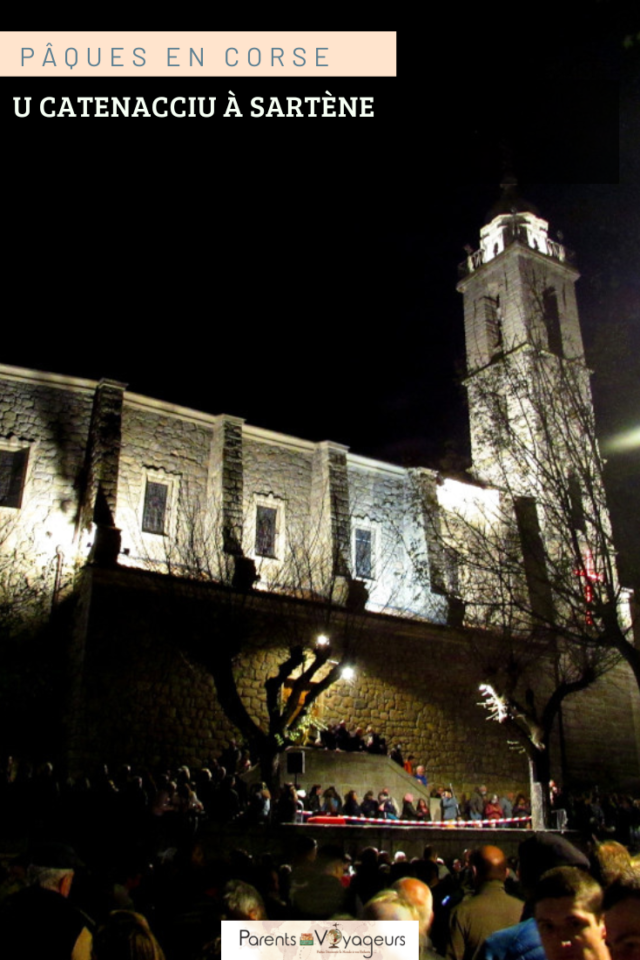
top-left (305, 814), bottom-right (531, 827)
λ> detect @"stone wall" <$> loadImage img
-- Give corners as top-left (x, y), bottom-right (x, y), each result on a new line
top-left (559, 663), bottom-right (640, 792)
top-left (65, 567), bottom-right (524, 796)
top-left (0, 367), bottom-right (95, 593)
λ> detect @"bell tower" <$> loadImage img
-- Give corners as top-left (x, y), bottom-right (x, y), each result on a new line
top-left (457, 180), bottom-right (586, 489)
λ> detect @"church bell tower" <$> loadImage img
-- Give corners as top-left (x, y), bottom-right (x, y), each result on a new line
top-left (457, 180), bottom-right (587, 491)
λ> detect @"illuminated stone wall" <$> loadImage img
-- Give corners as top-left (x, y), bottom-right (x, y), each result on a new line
top-left (1, 364), bottom-right (639, 794)
top-left (68, 565), bottom-right (534, 797)
top-left (66, 564), bottom-right (640, 797)
top-left (0, 365), bottom-right (441, 617)
top-left (0, 366), bottom-right (95, 596)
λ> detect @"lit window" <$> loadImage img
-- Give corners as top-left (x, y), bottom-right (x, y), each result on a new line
top-left (255, 505), bottom-right (277, 558)
top-left (354, 527), bottom-right (373, 579)
top-left (0, 448), bottom-right (28, 509)
top-left (142, 480), bottom-right (168, 535)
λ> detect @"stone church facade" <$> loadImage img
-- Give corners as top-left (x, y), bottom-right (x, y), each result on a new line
top-left (1, 190), bottom-right (638, 794)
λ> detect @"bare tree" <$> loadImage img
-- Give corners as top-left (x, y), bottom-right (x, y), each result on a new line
top-left (0, 512), bottom-right (73, 759)
top-left (120, 481), bottom-right (404, 793)
top-left (408, 334), bottom-right (630, 824)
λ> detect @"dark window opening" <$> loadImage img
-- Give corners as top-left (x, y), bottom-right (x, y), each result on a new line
top-left (0, 448), bottom-right (28, 509)
top-left (514, 496), bottom-right (554, 622)
top-left (484, 295), bottom-right (503, 357)
top-left (142, 480), bottom-right (168, 534)
top-left (494, 394), bottom-right (509, 448)
top-left (568, 473), bottom-right (586, 532)
top-left (256, 506), bottom-right (277, 557)
top-left (431, 542), bottom-right (459, 597)
top-left (543, 286), bottom-right (562, 356)
top-left (354, 527), bottom-right (373, 579)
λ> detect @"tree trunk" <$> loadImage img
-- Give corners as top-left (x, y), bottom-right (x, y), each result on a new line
top-left (528, 751), bottom-right (550, 829)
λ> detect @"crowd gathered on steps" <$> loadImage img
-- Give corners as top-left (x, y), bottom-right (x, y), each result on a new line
top-left (3, 797), bottom-right (640, 960)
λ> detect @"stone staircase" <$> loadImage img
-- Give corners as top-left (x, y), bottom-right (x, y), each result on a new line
top-left (273, 747), bottom-right (435, 813)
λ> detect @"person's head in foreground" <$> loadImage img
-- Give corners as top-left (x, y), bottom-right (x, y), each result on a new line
top-left (603, 869), bottom-right (640, 960)
top-left (362, 888), bottom-right (419, 922)
top-left (392, 876), bottom-right (433, 943)
top-left (534, 866), bottom-right (608, 960)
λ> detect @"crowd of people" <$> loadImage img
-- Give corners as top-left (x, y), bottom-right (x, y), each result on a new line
top-left (3, 810), bottom-right (640, 960)
top-left (297, 783), bottom-right (527, 823)
top-left (3, 748), bottom-right (640, 959)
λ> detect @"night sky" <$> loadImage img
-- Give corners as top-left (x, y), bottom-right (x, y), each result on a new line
top-left (3, 8), bottom-right (639, 583)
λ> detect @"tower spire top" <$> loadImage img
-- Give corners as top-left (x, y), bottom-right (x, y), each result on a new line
top-left (485, 177), bottom-right (540, 224)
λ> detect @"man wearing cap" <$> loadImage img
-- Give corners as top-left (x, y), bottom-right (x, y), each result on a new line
top-left (479, 833), bottom-right (592, 960)
top-left (0, 842), bottom-right (93, 959)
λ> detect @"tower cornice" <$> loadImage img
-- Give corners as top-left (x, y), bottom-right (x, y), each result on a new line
top-left (457, 237), bottom-right (580, 294)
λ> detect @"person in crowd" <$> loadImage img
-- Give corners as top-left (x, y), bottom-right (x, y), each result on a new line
top-left (320, 725), bottom-right (337, 750)
top-left (402, 793), bottom-right (418, 820)
top-left (173, 780), bottom-right (204, 817)
top-left (365, 726), bottom-right (387, 755)
top-left (0, 842), bottom-right (94, 959)
top-left (223, 879), bottom-right (267, 920)
top-left (416, 798), bottom-right (431, 821)
top-left (484, 795), bottom-right (504, 821)
top-left (447, 845), bottom-right (523, 960)
top-left (291, 844), bottom-right (351, 919)
top-left (392, 877), bottom-right (435, 947)
top-left (288, 835), bottom-right (318, 905)
top-left (469, 786), bottom-right (489, 821)
top-left (604, 870), bottom-right (640, 960)
top-left (533, 867), bottom-right (608, 960)
top-left (512, 794), bottom-right (531, 819)
top-left (92, 910), bottom-right (165, 960)
top-left (211, 775), bottom-right (239, 823)
top-left (350, 847), bottom-right (382, 912)
top-left (343, 790), bottom-right (363, 817)
top-left (219, 740), bottom-right (241, 775)
top-left (377, 789), bottom-right (399, 820)
top-left (442, 788), bottom-right (459, 821)
top-left (415, 765), bottom-right (428, 787)
top-left (274, 783), bottom-right (299, 823)
top-left (321, 786), bottom-right (342, 816)
top-left (363, 888), bottom-right (419, 922)
top-left (361, 790), bottom-right (378, 818)
top-left (390, 743), bottom-right (404, 767)
top-left (246, 782), bottom-right (271, 823)
top-left (590, 841), bottom-right (632, 890)
top-left (404, 754), bottom-right (416, 775)
top-left (305, 784), bottom-right (322, 814)
top-left (335, 721), bottom-right (352, 752)
top-left (237, 750), bottom-right (252, 775)
top-left (424, 845), bottom-right (451, 880)
top-left (501, 794), bottom-right (514, 820)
